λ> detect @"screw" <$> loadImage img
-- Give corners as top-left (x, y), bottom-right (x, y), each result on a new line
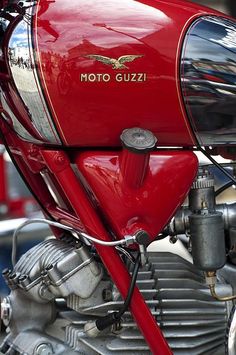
top-left (2, 269), bottom-right (10, 276)
top-left (102, 289), bottom-right (112, 302)
top-left (28, 145), bottom-right (38, 157)
top-left (112, 320), bottom-right (122, 333)
top-left (35, 343), bottom-right (53, 355)
top-left (1, 297), bottom-right (11, 326)
top-left (9, 273), bottom-right (16, 280)
top-left (46, 264), bottom-right (53, 271)
top-left (169, 235), bottom-right (178, 244)
top-left (54, 154), bottom-right (65, 165)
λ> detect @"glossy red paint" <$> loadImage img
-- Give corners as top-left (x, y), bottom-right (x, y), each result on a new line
top-left (41, 149), bottom-right (172, 355)
top-left (34, 0), bottom-right (220, 147)
top-left (0, 149), bottom-right (7, 204)
top-left (120, 149), bottom-right (150, 189)
top-left (77, 150), bottom-right (198, 240)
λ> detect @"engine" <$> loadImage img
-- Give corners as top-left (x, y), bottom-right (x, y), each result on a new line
top-left (0, 244), bottom-right (232, 355)
top-left (1, 166), bottom-right (236, 355)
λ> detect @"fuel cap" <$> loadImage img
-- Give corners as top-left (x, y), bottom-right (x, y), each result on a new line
top-left (120, 127), bottom-right (157, 153)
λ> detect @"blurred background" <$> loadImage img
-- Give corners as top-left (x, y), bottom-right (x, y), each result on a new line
top-left (0, 145), bottom-right (50, 295)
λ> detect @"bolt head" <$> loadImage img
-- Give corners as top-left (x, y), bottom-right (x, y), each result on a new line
top-left (35, 343), bottom-right (53, 355)
top-left (102, 289), bottom-right (112, 302)
top-left (54, 154), bottom-right (65, 165)
top-left (1, 297), bottom-right (11, 326)
top-left (169, 235), bottom-right (178, 244)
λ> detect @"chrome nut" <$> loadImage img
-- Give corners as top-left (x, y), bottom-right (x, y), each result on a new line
top-left (0, 297), bottom-right (11, 326)
top-left (35, 343), bottom-right (53, 355)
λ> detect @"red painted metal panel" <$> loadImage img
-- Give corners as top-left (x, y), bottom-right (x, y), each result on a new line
top-left (77, 150), bottom-right (198, 240)
top-left (34, 0), bottom-right (219, 147)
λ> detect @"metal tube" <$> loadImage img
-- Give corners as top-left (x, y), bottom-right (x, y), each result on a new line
top-left (209, 285), bottom-right (236, 302)
top-left (206, 271), bottom-right (236, 302)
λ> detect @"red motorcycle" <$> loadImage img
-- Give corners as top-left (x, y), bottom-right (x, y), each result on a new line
top-left (1, 0), bottom-right (236, 354)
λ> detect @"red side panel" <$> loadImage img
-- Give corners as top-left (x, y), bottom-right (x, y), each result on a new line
top-left (77, 150), bottom-right (198, 240)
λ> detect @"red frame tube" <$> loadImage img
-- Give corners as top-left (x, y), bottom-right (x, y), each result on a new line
top-left (0, 148), bottom-right (7, 203)
top-left (41, 149), bottom-right (172, 355)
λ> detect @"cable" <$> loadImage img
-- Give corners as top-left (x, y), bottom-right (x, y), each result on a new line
top-left (115, 252), bottom-right (141, 318)
top-left (11, 218), bottom-right (136, 267)
top-left (115, 246), bottom-right (135, 264)
top-left (198, 147), bottom-right (236, 185)
top-left (215, 181), bottom-right (234, 197)
top-left (95, 253), bottom-right (141, 331)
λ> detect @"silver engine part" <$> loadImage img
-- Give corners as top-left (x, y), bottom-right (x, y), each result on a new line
top-left (5, 238), bottom-right (103, 303)
top-left (0, 246), bottom-right (233, 355)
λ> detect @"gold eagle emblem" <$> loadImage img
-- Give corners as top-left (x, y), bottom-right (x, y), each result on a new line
top-left (85, 54), bottom-right (144, 70)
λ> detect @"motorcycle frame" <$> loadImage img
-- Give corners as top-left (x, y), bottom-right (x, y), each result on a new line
top-left (0, 118), bottom-right (174, 354)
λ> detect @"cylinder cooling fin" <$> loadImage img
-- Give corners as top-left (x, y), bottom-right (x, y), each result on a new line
top-left (0, 251), bottom-right (230, 355)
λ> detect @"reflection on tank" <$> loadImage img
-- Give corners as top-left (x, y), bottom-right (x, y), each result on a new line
top-left (9, 47), bottom-right (32, 70)
top-left (181, 16), bottom-right (236, 146)
top-left (0, 1), bottom-right (61, 144)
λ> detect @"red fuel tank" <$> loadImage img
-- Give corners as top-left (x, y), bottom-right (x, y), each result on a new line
top-left (0, 0), bottom-right (222, 147)
top-left (34, 0), bottom-right (212, 147)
